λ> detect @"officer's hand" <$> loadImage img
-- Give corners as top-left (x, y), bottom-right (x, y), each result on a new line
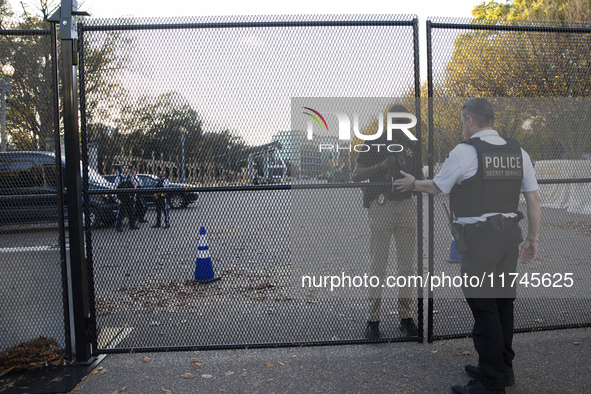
top-left (393, 170), bottom-right (414, 192)
top-left (519, 240), bottom-right (538, 264)
top-left (115, 198), bottom-right (121, 205)
top-left (153, 193), bottom-right (158, 199)
top-left (381, 156), bottom-right (396, 169)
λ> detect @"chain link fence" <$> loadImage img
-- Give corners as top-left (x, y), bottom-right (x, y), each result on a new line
top-left (0, 27), bottom-right (69, 362)
top-left (426, 18), bottom-right (591, 340)
top-left (78, 15), bottom-right (422, 352)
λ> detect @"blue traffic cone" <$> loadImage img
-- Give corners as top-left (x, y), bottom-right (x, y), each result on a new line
top-left (448, 239), bottom-right (462, 263)
top-left (194, 227), bottom-right (221, 284)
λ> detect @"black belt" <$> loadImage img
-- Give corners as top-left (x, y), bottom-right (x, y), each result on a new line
top-left (462, 215), bottom-right (520, 234)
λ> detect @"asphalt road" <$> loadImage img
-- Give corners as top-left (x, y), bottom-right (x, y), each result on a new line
top-left (1, 188), bottom-right (590, 350)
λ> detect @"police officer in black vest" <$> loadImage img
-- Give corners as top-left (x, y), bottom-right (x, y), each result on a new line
top-left (130, 168), bottom-right (147, 223)
top-left (114, 164), bottom-right (139, 232)
top-left (351, 104), bottom-right (423, 339)
top-left (151, 169), bottom-right (170, 229)
top-left (395, 98), bottom-right (541, 394)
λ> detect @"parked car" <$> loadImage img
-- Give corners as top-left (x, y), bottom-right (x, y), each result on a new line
top-left (104, 174), bottom-right (198, 209)
top-left (0, 151), bottom-right (118, 228)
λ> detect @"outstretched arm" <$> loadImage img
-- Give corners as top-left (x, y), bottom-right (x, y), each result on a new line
top-left (393, 170), bottom-right (442, 195)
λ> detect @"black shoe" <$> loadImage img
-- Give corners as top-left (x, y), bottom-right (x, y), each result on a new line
top-left (116, 227), bottom-right (123, 232)
top-left (400, 318), bottom-right (418, 337)
top-left (451, 378), bottom-right (505, 394)
top-left (465, 364), bottom-right (514, 387)
top-left (151, 224), bottom-right (160, 228)
top-left (365, 321), bottom-right (380, 339)
top-left (163, 224), bottom-right (170, 228)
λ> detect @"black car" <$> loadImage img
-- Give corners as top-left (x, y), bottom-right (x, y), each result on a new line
top-left (104, 174), bottom-right (198, 209)
top-left (0, 151), bottom-right (118, 228)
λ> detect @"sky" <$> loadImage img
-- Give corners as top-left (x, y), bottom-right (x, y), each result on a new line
top-left (9, 0), bottom-right (485, 145)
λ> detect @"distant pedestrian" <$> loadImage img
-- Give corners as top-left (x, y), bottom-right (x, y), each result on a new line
top-left (114, 164), bottom-right (139, 232)
top-left (131, 169), bottom-right (147, 223)
top-left (151, 169), bottom-right (170, 229)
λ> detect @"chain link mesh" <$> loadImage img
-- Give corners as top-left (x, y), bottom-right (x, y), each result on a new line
top-left (427, 18), bottom-right (591, 340)
top-left (78, 15), bottom-right (422, 351)
top-left (0, 29), bottom-right (68, 361)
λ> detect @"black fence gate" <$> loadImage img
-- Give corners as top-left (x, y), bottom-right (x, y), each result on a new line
top-left (0, 25), bottom-right (68, 358)
top-left (426, 18), bottom-right (591, 341)
top-left (78, 15), bottom-right (423, 353)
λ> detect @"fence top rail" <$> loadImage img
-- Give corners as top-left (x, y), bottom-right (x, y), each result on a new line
top-left (427, 21), bottom-right (591, 34)
top-left (85, 178), bottom-right (591, 194)
top-left (0, 29), bottom-right (51, 36)
top-left (79, 19), bottom-right (417, 32)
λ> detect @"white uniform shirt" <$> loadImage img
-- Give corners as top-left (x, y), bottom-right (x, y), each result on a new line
top-left (433, 129), bottom-right (539, 224)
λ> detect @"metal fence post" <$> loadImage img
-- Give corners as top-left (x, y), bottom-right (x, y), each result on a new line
top-left (425, 19), bottom-right (435, 343)
top-left (412, 17), bottom-right (424, 344)
top-left (50, 0), bottom-right (93, 364)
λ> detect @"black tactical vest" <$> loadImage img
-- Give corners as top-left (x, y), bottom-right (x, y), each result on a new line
top-left (118, 174), bottom-right (134, 189)
top-left (450, 138), bottom-right (523, 217)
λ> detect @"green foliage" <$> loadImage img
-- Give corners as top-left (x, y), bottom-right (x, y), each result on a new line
top-left (436, 0), bottom-right (591, 159)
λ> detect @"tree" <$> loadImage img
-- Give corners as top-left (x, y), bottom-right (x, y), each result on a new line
top-left (0, 1), bottom-right (56, 150)
top-left (438, 0), bottom-right (591, 159)
top-left (0, 1), bottom-right (133, 151)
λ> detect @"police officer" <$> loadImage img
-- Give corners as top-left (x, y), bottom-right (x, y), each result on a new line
top-left (351, 104), bottom-right (422, 339)
top-left (114, 164), bottom-right (139, 232)
top-left (130, 168), bottom-right (147, 223)
top-left (394, 98), bottom-right (541, 394)
top-left (151, 169), bottom-right (170, 229)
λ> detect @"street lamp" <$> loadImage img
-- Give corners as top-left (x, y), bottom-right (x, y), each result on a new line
top-left (0, 63), bottom-right (14, 152)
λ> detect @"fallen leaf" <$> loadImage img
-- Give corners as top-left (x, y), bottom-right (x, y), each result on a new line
top-left (193, 351), bottom-right (200, 355)
top-left (242, 372), bottom-right (247, 377)
top-left (278, 361), bottom-right (285, 366)
top-left (201, 374), bottom-right (213, 379)
top-left (431, 350), bottom-right (438, 354)
top-left (225, 371), bottom-right (234, 376)
top-left (574, 342), bottom-right (581, 345)
top-left (454, 351), bottom-right (471, 356)
top-left (264, 378), bottom-right (274, 383)
top-left (181, 373), bottom-right (194, 379)
top-left (111, 388), bottom-right (126, 394)
top-left (191, 361), bottom-right (202, 369)
top-left (534, 319), bottom-right (543, 323)
top-left (265, 362), bottom-right (273, 368)
top-left (161, 389), bottom-right (172, 394)
top-left (143, 356), bottom-right (151, 363)
top-left (50, 376), bottom-right (63, 383)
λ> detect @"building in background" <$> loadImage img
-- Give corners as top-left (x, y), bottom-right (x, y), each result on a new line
top-left (272, 130), bottom-right (338, 178)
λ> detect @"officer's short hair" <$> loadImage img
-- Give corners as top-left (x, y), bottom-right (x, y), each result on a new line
top-left (462, 98), bottom-right (494, 128)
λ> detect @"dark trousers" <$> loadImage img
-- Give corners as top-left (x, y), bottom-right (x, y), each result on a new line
top-left (115, 199), bottom-right (136, 229)
top-left (155, 197), bottom-right (169, 226)
top-left (461, 221), bottom-right (522, 390)
top-left (135, 196), bottom-right (147, 221)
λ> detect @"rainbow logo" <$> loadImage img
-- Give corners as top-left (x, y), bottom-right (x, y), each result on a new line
top-left (302, 107), bottom-right (329, 132)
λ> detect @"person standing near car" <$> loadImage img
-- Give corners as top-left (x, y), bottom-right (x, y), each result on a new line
top-left (114, 164), bottom-right (138, 232)
top-left (152, 169), bottom-right (170, 229)
top-left (130, 168), bottom-right (147, 223)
